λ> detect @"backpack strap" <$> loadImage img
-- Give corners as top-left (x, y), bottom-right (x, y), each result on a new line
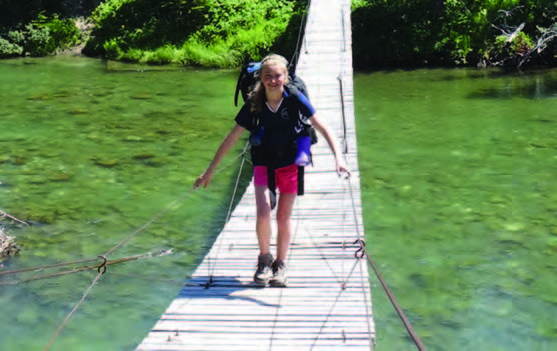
top-left (234, 65), bottom-right (248, 107)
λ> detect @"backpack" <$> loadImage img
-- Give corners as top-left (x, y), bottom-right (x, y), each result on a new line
top-left (234, 61), bottom-right (317, 204)
top-left (234, 61), bottom-right (317, 144)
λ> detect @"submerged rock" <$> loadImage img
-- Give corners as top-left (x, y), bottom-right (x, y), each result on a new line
top-left (0, 227), bottom-right (20, 261)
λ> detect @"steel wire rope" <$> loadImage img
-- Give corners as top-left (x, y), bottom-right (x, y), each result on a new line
top-left (0, 250), bottom-right (170, 286)
top-left (307, 12), bottom-right (371, 350)
top-left (341, 1), bottom-right (375, 344)
top-left (42, 271), bottom-right (103, 351)
top-left (301, 221), bottom-right (343, 285)
top-left (341, 161), bottom-right (348, 289)
top-left (205, 141), bottom-right (251, 286)
top-left (40, 147), bottom-right (250, 351)
top-left (336, 67), bottom-right (426, 351)
top-left (345, 175), bottom-right (374, 350)
top-left (336, 64), bottom-right (374, 349)
top-left (336, 15), bottom-right (374, 338)
top-left (0, 257), bottom-right (100, 277)
top-left (307, 176), bottom-right (372, 350)
top-left (2, 151), bottom-right (247, 279)
top-left (103, 146), bottom-right (250, 259)
top-left (309, 9), bottom-right (374, 342)
top-left (287, 0), bottom-right (310, 73)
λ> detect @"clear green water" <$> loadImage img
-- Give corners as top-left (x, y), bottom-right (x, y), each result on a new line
top-left (1, 57), bottom-right (556, 351)
top-left (0, 56), bottom-right (250, 351)
top-left (354, 68), bottom-right (557, 351)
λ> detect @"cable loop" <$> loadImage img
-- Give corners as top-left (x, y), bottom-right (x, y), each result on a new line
top-left (353, 239), bottom-right (366, 259)
top-left (97, 256), bottom-right (107, 274)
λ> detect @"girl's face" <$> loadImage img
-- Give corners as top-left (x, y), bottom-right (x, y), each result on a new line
top-left (260, 63), bottom-right (286, 92)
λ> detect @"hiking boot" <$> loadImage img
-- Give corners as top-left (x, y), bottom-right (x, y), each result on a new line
top-left (269, 259), bottom-right (287, 287)
top-left (253, 253), bottom-right (273, 286)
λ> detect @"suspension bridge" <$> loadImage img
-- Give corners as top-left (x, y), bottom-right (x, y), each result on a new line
top-left (135, 0), bottom-right (376, 349)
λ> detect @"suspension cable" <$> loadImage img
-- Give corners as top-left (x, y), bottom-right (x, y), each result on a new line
top-left (42, 272), bottom-right (103, 351)
top-left (337, 72), bottom-right (426, 351)
top-left (37, 147), bottom-right (250, 350)
top-left (206, 141), bottom-right (250, 284)
top-left (0, 250), bottom-right (171, 286)
top-left (288, 0), bottom-right (311, 73)
top-left (103, 147), bottom-right (250, 259)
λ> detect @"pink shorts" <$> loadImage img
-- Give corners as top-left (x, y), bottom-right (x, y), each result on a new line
top-left (253, 164), bottom-right (298, 194)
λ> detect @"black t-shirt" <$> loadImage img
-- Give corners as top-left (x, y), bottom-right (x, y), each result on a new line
top-left (234, 90), bottom-right (316, 151)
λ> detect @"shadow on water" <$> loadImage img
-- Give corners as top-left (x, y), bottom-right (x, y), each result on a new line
top-left (459, 68), bottom-right (557, 100)
top-left (467, 76), bottom-right (557, 100)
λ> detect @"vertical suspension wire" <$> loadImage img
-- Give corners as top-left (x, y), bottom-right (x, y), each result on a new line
top-left (206, 141), bottom-right (251, 284)
top-left (338, 0), bottom-right (373, 345)
top-left (336, 1), bottom-right (425, 347)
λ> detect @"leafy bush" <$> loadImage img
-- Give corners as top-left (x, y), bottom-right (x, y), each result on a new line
top-left (23, 24), bottom-right (53, 56)
top-left (0, 38), bottom-right (23, 58)
top-left (352, 0), bottom-right (449, 69)
top-left (494, 31), bottom-right (534, 54)
top-left (83, 0), bottom-right (308, 67)
top-left (352, 0), bottom-right (557, 69)
top-left (0, 13), bottom-right (81, 57)
top-left (46, 15), bottom-right (82, 50)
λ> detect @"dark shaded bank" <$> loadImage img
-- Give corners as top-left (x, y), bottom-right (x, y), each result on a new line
top-left (0, 0), bottom-right (101, 27)
top-left (1, 0), bottom-right (557, 70)
top-left (0, 1), bottom-right (102, 58)
top-left (351, 0), bottom-right (557, 71)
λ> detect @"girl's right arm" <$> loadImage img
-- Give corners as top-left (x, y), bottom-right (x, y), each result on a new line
top-left (193, 124), bottom-right (246, 189)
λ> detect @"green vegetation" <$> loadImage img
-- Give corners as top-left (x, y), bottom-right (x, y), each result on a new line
top-left (83, 0), bottom-right (308, 66)
top-left (2, 0), bottom-right (556, 69)
top-left (0, 13), bottom-right (81, 58)
top-left (0, 0), bottom-right (86, 58)
top-left (352, 0), bottom-right (557, 69)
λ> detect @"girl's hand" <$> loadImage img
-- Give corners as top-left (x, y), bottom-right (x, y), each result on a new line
top-left (193, 171), bottom-right (213, 189)
top-left (336, 159), bottom-right (351, 178)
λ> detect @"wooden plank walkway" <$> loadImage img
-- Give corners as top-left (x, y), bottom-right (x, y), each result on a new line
top-left (135, 0), bottom-right (375, 349)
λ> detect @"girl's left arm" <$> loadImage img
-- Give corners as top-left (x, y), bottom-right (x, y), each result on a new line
top-left (308, 114), bottom-right (350, 177)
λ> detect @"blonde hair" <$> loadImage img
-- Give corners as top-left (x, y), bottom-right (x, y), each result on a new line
top-left (249, 54), bottom-right (290, 114)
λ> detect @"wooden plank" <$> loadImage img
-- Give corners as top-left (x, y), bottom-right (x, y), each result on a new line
top-left (135, 0), bottom-right (375, 349)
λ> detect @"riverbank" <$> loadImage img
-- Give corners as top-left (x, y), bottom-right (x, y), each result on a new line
top-left (2, 0), bottom-right (555, 70)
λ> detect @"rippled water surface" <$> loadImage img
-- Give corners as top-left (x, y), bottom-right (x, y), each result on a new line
top-left (1, 57), bottom-right (556, 351)
top-left (354, 68), bottom-right (557, 351)
top-left (0, 56), bottom-right (249, 351)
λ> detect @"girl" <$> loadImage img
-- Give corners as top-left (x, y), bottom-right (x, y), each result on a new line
top-left (194, 54), bottom-right (349, 287)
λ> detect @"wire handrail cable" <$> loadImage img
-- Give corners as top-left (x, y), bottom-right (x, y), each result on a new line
top-left (39, 148), bottom-right (250, 350)
top-left (205, 141), bottom-right (250, 285)
top-left (338, 69), bottom-right (426, 351)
